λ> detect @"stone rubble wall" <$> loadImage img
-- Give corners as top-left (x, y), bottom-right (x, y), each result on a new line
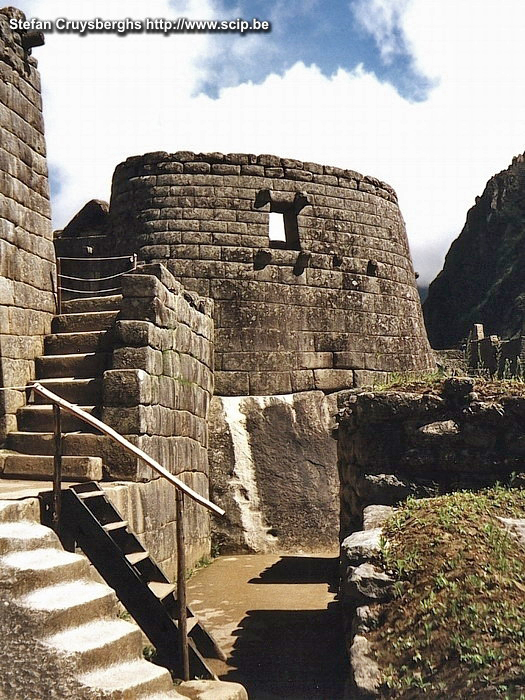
top-left (0, 9), bottom-right (55, 442)
top-left (340, 505), bottom-right (395, 698)
top-left (335, 378), bottom-right (525, 539)
top-left (108, 151), bottom-right (434, 396)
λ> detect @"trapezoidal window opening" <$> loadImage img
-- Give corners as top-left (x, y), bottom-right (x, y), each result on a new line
top-left (254, 190), bottom-right (310, 251)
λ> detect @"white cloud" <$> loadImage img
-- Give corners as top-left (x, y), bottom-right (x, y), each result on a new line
top-left (352, 0), bottom-right (412, 63)
top-left (14, 0), bottom-right (525, 284)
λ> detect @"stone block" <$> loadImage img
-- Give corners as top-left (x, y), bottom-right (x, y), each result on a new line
top-left (296, 352), bottom-right (333, 370)
top-left (313, 369), bottom-right (355, 392)
top-left (113, 347), bottom-right (163, 375)
top-left (353, 370), bottom-right (387, 388)
top-left (103, 369), bottom-right (151, 407)
top-left (214, 371), bottom-right (250, 396)
top-left (249, 371), bottom-right (292, 396)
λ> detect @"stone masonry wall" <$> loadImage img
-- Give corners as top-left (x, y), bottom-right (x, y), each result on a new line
top-left (335, 378), bottom-right (525, 538)
top-left (102, 264), bottom-right (213, 479)
top-left (109, 151), bottom-right (434, 396)
top-left (99, 264), bottom-right (214, 573)
top-left (0, 9), bottom-right (55, 441)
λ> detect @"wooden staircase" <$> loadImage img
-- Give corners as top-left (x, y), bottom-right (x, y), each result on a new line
top-left (54, 481), bottom-right (225, 680)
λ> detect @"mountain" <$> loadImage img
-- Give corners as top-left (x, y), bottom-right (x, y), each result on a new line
top-left (423, 154), bottom-right (525, 349)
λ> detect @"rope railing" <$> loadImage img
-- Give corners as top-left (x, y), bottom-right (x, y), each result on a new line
top-left (56, 253), bottom-right (138, 312)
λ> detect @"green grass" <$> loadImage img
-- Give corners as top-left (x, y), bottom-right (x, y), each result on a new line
top-left (370, 486), bottom-right (525, 698)
top-left (185, 554), bottom-right (214, 580)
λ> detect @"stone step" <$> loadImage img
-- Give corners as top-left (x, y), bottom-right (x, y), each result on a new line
top-left (7, 432), bottom-right (106, 457)
top-left (0, 453), bottom-right (103, 481)
top-left (61, 294), bottom-right (122, 314)
top-left (45, 331), bottom-right (113, 355)
top-left (78, 659), bottom-right (179, 699)
top-left (36, 353), bottom-right (110, 380)
top-left (44, 618), bottom-right (144, 673)
top-left (17, 404), bottom-right (99, 432)
top-left (29, 377), bottom-right (103, 405)
top-left (0, 547), bottom-right (90, 595)
top-left (52, 311), bottom-right (118, 334)
top-left (0, 520), bottom-right (58, 555)
top-left (18, 580), bottom-right (118, 635)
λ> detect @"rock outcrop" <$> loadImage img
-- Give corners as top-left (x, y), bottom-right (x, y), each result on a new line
top-left (424, 153), bottom-right (525, 348)
top-left (209, 391), bottom-right (339, 552)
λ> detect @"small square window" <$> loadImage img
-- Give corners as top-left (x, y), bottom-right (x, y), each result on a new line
top-left (254, 190), bottom-right (309, 251)
top-left (269, 212), bottom-right (287, 244)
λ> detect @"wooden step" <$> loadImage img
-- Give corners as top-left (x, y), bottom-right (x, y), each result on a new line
top-left (77, 491), bottom-right (105, 500)
top-left (125, 551), bottom-right (149, 566)
top-left (102, 520), bottom-right (128, 532)
top-left (147, 581), bottom-right (176, 600)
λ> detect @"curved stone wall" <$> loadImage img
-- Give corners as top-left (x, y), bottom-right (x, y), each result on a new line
top-left (110, 151), bottom-right (434, 395)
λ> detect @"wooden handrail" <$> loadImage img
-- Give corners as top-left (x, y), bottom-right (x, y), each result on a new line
top-left (30, 382), bottom-right (225, 517)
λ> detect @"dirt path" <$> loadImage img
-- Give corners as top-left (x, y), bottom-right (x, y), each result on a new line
top-left (187, 553), bottom-right (347, 700)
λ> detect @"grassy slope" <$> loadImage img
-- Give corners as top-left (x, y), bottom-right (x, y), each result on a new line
top-left (369, 487), bottom-right (525, 699)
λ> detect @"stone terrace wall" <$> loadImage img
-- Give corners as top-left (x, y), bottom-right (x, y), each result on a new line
top-left (0, 9), bottom-right (55, 441)
top-left (335, 378), bottom-right (525, 538)
top-left (102, 264), bottom-right (213, 483)
top-left (109, 151), bottom-right (434, 396)
top-left (100, 264), bottom-right (214, 575)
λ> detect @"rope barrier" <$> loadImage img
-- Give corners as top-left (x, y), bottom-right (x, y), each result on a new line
top-left (59, 267), bottom-right (137, 282)
top-left (58, 285), bottom-right (122, 294)
top-left (58, 255), bottom-right (135, 262)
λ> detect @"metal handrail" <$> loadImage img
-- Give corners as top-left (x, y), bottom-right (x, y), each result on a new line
top-left (30, 380), bottom-right (223, 681)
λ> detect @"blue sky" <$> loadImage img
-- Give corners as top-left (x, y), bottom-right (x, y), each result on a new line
top-left (198, 0), bottom-right (432, 102)
top-left (14, 0), bottom-right (525, 285)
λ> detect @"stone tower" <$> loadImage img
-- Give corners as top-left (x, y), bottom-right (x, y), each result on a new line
top-left (108, 151), bottom-right (434, 395)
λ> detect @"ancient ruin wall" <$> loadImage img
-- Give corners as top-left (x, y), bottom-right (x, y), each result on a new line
top-left (335, 378), bottom-right (525, 538)
top-left (0, 9), bottom-right (55, 440)
top-left (109, 152), bottom-right (434, 396)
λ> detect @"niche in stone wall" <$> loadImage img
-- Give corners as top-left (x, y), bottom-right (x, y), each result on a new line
top-left (254, 190), bottom-right (310, 251)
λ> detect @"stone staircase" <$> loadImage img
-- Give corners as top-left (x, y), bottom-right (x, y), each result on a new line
top-left (0, 502), bottom-right (183, 698)
top-left (1, 293), bottom-right (122, 481)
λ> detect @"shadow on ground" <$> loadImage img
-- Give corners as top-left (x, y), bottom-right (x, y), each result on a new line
top-left (248, 555), bottom-right (340, 590)
top-left (223, 556), bottom-right (347, 700)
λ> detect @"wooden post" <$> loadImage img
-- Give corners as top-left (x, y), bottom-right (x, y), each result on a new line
top-left (176, 490), bottom-right (190, 681)
top-left (52, 404), bottom-right (62, 532)
top-left (56, 257), bottom-right (62, 315)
